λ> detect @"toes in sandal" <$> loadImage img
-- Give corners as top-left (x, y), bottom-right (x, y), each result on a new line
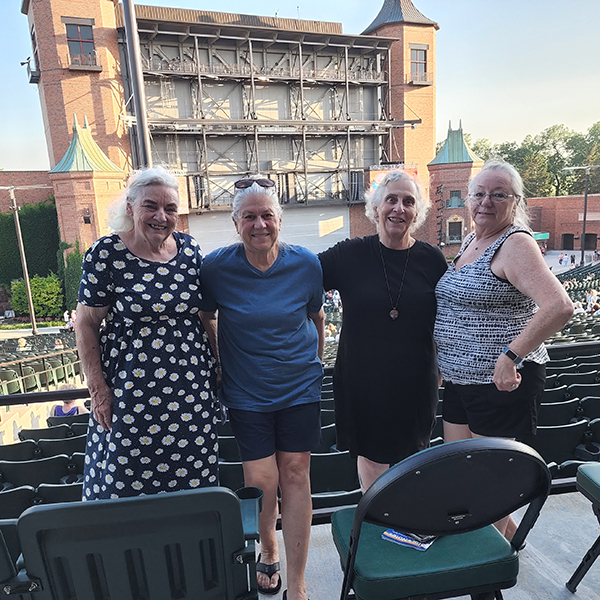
top-left (256, 553), bottom-right (282, 595)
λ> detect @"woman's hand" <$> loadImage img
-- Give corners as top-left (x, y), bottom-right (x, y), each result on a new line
top-left (90, 381), bottom-right (114, 431)
top-left (493, 353), bottom-right (522, 392)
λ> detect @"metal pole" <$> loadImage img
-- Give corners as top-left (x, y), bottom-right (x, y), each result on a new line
top-left (8, 188), bottom-right (39, 335)
top-left (581, 168), bottom-right (590, 266)
top-left (122, 0), bottom-right (152, 168)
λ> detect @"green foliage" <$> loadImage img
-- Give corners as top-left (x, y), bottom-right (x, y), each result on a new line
top-left (10, 273), bottom-right (64, 318)
top-left (466, 121), bottom-right (600, 198)
top-left (62, 240), bottom-right (85, 312)
top-left (0, 197), bottom-right (59, 288)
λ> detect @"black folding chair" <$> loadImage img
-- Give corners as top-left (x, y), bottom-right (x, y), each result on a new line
top-left (0, 486), bottom-right (261, 600)
top-left (331, 438), bottom-right (551, 600)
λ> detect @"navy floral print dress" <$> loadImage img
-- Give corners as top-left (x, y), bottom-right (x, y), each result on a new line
top-left (78, 232), bottom-right (218, 499)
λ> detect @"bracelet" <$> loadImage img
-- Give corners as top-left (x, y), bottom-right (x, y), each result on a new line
top-left (502, 346), bottom-right (524, 367)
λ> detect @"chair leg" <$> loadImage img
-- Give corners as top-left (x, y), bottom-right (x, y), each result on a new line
top-left (566, 534), bottom-right (600, 592)
top-left (566, 503), bottom-right (600, 593)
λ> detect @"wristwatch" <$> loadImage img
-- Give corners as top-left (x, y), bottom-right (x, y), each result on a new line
top-left (502, 346), bottom-right (524, 367)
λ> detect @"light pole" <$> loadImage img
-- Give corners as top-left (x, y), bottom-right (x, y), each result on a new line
top-left (562, 165), bottom-right (600, 266)
top-left (0, 184), bottom-right (53, 335)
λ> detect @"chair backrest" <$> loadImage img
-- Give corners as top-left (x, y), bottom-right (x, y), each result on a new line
top-left (218, 435), bottom-right (241, 463)
top-left (522, 420), bottom-right (589, 465)
top-left (537, 398), bottom-right (581, 426)
top-left (13, 487), bottom-right (252, 600)
top-left (0, 455), bottom-right (72, 489)
top-left (356, 438), bottom-right (550, 549)
top-left (581, 397), bottom-right (600, 421)
top-left (557, 371), bottom-right (599, 387)
top-left (47, 412), bottom-right (90, 428)
top-left (36, 435), bottom-right (87, 459)
top-left (0, 440), bottom-right (38, 462)
top-left (310, 451), bottom-right (360, 495)
top-left (18, 424), bottom-right (72, 442)
top-left (574, 353), bottom-right (600, 364)
top-left (0, 486), bottom-right (36, 519)
top-left (35, 483), bottom-right (84, 506)
top-left (314, 423), bottom-right (337, 453)
top-left (543, 385), bottom-right (568, 403)
top-left (566, 383), bottom-right (600, 401)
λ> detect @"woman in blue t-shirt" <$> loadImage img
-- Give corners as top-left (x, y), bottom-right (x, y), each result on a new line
top-left (200, 176), bottom-right (325, 600)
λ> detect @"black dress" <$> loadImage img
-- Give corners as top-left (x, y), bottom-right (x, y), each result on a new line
top-left (319, 235), bottom-right (448, 464)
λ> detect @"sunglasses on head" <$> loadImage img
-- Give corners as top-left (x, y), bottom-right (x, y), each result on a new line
top-left (234, 178), bottom-right (275, 190)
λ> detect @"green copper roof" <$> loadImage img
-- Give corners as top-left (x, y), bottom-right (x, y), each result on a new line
top-left (50, 115), bottom-right (121, 173)
top-left (429, 121), bottom-right (482, 165)
top-left (363, 0), bottom-right (439, 34)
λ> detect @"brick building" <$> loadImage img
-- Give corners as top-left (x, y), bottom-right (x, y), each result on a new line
top-left (16, 0), bottom-right (441, 252)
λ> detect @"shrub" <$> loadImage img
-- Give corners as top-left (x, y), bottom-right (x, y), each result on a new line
top-left (10, 273), bottom-right (64, 319)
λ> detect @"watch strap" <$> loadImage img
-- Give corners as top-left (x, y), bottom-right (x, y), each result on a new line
top-left (503, 346), bottom-right (524, 367)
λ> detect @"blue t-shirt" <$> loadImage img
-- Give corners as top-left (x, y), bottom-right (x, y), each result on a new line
top-left (200, 243), bottom-right (323, 412)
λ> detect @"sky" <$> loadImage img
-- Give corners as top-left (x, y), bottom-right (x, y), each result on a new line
top-left (1, 0), bottom-right (599, 171)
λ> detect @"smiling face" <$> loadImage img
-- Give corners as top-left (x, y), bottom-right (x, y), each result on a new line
top-left (374, 178), bottom-right (418, 247)
top-left (468, 170), bottom-right (516, 232)
top-left (234, 193), bottom-right (282, 256)
top-left (127, 184), bottom-right (179, 247)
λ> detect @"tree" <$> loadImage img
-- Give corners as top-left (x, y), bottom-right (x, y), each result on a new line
top-left (57, 240), bottom-right (85, 312)
top-left (10, 273), bottom-right (64, 319)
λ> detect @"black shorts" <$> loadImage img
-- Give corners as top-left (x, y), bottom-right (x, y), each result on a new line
top-left (227, 402), bottom-right (321, 462)
top-left (443, 361), bottom-right (546, 439)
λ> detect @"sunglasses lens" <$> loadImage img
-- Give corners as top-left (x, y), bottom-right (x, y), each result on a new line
top-left (234, 178), bottom-right (275, 189)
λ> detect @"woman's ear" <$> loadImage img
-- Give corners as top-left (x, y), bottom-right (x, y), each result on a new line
top-left (232, 216), bottom-right (239, 234)
top-left (126, 202), bottom-right (133, 216)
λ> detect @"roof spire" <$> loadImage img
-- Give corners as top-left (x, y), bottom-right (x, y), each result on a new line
top-left (363, 0), bottom-right (439, 35)
top-left (50, 114), bottom-right (121, 173)
top-left (429, 122), bottom-right (482, 166)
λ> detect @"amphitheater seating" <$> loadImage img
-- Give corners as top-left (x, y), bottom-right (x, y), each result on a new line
top-left (0, 440), bottom-right (38, 462)
top-left (18, 424), bottom-right (72, 442)
top-left (580, 397), bottom-right (600, 420)
top-left (0, 455), bottom-right (81, 490)
top-left (0, 486), bottom-right (36, 519)
top-left (547, 363), bottom-right (578, 377)
top-left (36, 435), bottom-right (87, 458)
top-left (557, 371), bottom-right (600, 387)
top-left (218, 435), bottom-right (241, 463)
top-left (538, 398), bottom-right (581, 426)
top-left (310, 451), bottom-right (361, 510)
top-left (543, 385), bottom-right (568, 403)
top-left (71, 422), bottom-right (88, 437)
top-left (523, 420), bottom-right (589, 465)
top-left (47, 412), bottom-right (90, 427)
top-left (565, 383), bottom-right (600, 400)
top-left (314, 423), bottom-right (337, 453)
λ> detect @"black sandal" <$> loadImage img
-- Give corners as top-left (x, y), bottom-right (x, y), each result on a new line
top-left (256, 553), bottom-right (282, 595)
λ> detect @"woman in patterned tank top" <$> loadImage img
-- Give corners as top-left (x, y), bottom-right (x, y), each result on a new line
top-left (434, 160), bottom-right (573, 541)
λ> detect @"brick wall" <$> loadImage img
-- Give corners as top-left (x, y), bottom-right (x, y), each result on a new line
top-left (23, 0), bottom-right (131, 170)
top-left (0, 171), bottom-right (53, 212)
top-left (349, 203), bottom-right (376, 239)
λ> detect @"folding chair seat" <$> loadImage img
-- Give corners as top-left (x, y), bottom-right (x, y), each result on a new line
top-left (310, 451), bottom-right (361, 510)
top-left (557, 370), bottom-right (599, 387)
top-left (542, 385), bottom-right (568, 403)
top-left (565, 383), bottom-right (600, 401)
top-left (0, 487), bottom-right (36, 519)
top-left (218, 435), bottom-right (241, 463)
top-left (546, 363), bottom-right (578, 377)
top-left (36, 435), bottom-right (87, 458)
top-left (35, 483), bottom-right (83, 506)
top-left (331, 438), bottom-right (550, 600)
top-left (70, 422), bottom-right (89, 437)
top-left (0, 487), bottom-right (261, 600)
top-left (566, 463), bottom-right (600, 592)
top-left (0, 455), bottom-right (76, 490)
top-left (314, 423), bottom-right (337, 453)
top-left (0, 440), bottom-right (38, 462)
top-left (219, 461), bottom-right (245, 492)
top-left (578, 361), bottom-right (600, 372)
top-left (321, 409), bottom-right (335, 426)
top-left (18, 424), bottom-right (72, 442)
top-left (46, 412), bottom-right (90, 427)
top-left (537, 398), bottom-right (581, 426)
top-left (522, 419), bottom-right (589, 465)
top-left (580, 397), bottom-right (600, 421)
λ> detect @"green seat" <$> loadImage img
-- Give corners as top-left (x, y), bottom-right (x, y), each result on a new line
top-left (0, 368), bottom-right (22, 395)
top-left (331, 438), bottom-right (550, 600)
top-left (0, 486), bottom-right (261, 600)
top-left (566, 463), bottom-right (600, 592)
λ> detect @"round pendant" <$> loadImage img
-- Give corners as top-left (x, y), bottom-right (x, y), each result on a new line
top-left (389, 309), bottom-right (399, 320)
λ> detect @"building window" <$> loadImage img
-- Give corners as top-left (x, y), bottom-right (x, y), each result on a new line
top-left (411, 49), bottom-right (426, 81)
top-left (446, 190), bottom-right (464, 209)
top-left (66, 24), bottom-right (97, 67)
top-left (448, 221), bottom-right (463, 244)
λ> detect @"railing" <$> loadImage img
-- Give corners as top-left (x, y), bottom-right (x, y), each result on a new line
top-left (69, 51), bottom-right (101, 69)
top-left (141, 56), bottom-right (385, 83)
top-left (406, 71), bottom-right (433, 85)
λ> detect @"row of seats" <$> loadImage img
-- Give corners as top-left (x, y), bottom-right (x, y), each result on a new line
top-left (0, 482), bottom-right (83, 519)
top-left (19, 422), bottom-right (88, 442)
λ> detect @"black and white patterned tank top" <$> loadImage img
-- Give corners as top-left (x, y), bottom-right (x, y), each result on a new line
top-left (434, 226), bottom-right (548, 385)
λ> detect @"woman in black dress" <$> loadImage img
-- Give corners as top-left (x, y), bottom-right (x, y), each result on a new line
top-left (319, 171), bottom-right (447, 491)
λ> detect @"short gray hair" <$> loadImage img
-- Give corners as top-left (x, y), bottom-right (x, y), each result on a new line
top-left (107, 166), bottom-right (180, 232)
top-left (468, 160), bottom-right (531, 230)
top-left (365, 171), bottom-right (429, 232)
top-left (231, 175), bottom-right (282, 222)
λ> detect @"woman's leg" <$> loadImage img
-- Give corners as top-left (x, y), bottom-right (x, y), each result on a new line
top-left (242, 455), bottom-right (281, 592)
top-left (357, 455), bottom-right (389, 493)
top-left (277, 450), bottom-right (312, 600)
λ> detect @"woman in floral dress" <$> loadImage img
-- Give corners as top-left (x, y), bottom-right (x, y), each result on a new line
top-left (76, 167), bottom-right (218, 499)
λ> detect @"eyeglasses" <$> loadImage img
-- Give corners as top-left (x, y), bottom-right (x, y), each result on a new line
top-left (469, 192), bottom-right (516, 203)
top-left (234, 178), bottom-right (275, 190)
